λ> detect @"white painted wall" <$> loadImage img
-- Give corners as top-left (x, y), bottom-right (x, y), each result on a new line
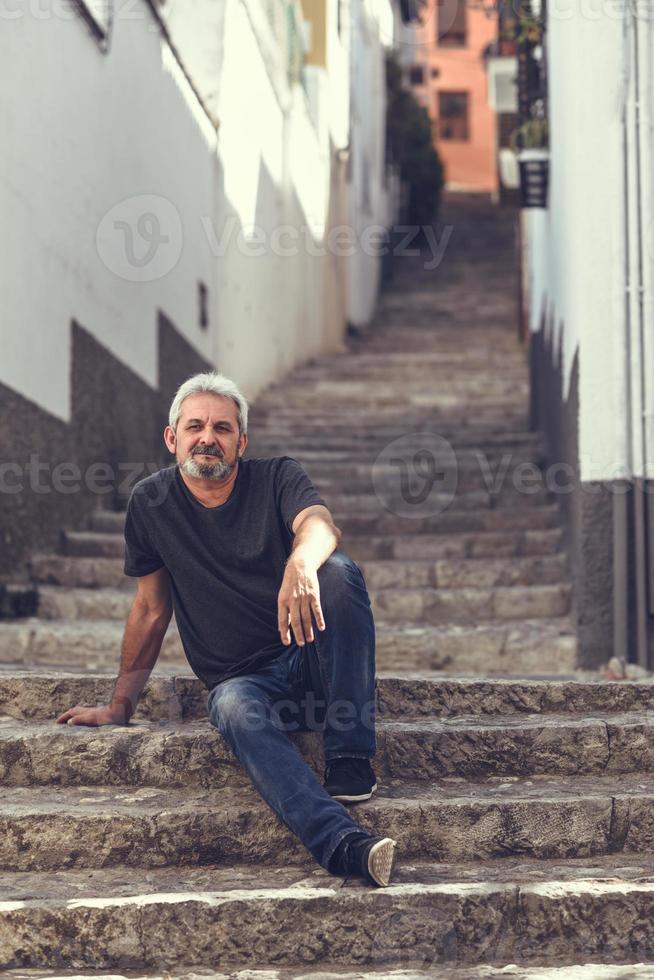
top-left (346, 0), bottom-right (396, 327)
top-left (161, 0), bottom-right (351, 392)
top-left (523, 8), bottom-right (628, 481)
top-left (1, 0), bottom-right (395, 422)
top-left (0, 3), bottom-right (218, 422)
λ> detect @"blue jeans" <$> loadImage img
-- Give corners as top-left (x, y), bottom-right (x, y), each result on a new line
top-left (206, 550), bottom-right (377, 874)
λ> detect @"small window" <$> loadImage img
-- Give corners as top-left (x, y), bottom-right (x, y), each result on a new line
top-left (198, 282), bottom-right (209, 330)
top-left (437, 0), bottom-right (467, 48)
top-left (409, 65), bottom-right (425, 86)
top-left (437, 91), bottom-right (470, 141)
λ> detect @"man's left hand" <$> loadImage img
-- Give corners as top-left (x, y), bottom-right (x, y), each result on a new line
top-left (278, 558), bottom-right (326, 646)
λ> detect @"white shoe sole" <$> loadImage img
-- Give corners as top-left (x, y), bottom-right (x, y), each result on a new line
top-left (367, 837), bottom-right (398, 887)
top-left (331, 782), bottom-right (378, 803)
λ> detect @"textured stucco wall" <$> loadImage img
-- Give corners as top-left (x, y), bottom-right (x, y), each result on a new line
top-left (0, 317), bottom-right (211, 580)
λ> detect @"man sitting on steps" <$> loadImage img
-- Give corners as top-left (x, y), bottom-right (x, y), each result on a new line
top-left (56, 371), bottom-right (398, 888)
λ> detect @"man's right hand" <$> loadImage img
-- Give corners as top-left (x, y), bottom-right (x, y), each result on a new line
top-left (55, 703), bottom-right (130, 727)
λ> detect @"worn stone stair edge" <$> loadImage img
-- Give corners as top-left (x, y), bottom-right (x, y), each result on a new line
top-left (0, 669), bottom-right (651, 724)
top-left (1, 711), bottom-right (654, 786)
top-left (5, 773), bottom-right (654, 870)
top-left (73, 527), bottom-right (567, 562)
top-left (3, 965), bottom-right (654, 979)
top-left (6, 858), bottom-right (654, 970)
top-left (0, 626), bottom-right (579, 678)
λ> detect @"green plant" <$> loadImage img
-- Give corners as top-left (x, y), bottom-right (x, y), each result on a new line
top-left (516, 12), bottom-right (543, 43)
top-left (510, 117), bottom-right (549, 152)
top-left (386, 56), bottom-right (445, 225)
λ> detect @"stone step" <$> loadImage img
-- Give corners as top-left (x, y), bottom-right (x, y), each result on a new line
top-left (94, 488), bottom-right (560, 539)
top-left (53, 544), bottom-right (569, 590)
top-left (91, 502), bottom-right (561, 538)
top-left (24, 600), bottom-right (577, 673)
top-left (4, 772), bottom-right (654, 872)
top-left (247, 445), bottom-right (547, 466)
top-left (4, 967), bottom-right (653, 980)
top-left (347, 529), bottom-right (565, 561)
top-left (30, 556), bottom-right (135, 592)
top-left (374, 619), bottom-right (576, 673)
top-left (37, 587), bottom-right (136, 621)
top-left (62, 531), bottom-right (126, 558)
top-left (251, 392), bottom-right (527, 411)
top-left (256, 375), bottom-right (529, 390)
top-left (311, 469), bottom-right (552, 497)
top-left (290, 352), bottom-right (528, 366)
top-left (76, 526), bottom-right (564, 562)
top-left (0, 618), bottom-right (184, 668)
top-left (28, 556), bottom-right (572, 618)
top-left (359, 555), bottom-right (569, 590)
top-left (251, 415), bottom-right (530, 433)
top-left (3, 855), bottom-right (654, 970)
top-left (0, 711), bottom-right (651, 788)
top-left (246, 434), bottom-right (544, 455)
top-left (334, 506), bottom-right (562, 535)
top-left (2, 668), bottom-right (651, 724)
top-left (371, 583), bottom-right (572, 623)
top-left (298, 454), bottom-right (550, 481)
top-left (322, 489), bottom-right (554, 514)
top-left (246, 431), bottom-right (542, 453)
top-left (254, 381), bottom-right (531, 399)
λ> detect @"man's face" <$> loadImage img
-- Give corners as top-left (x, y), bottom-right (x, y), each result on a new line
top-left (164, 393), bottom-right (247, 482)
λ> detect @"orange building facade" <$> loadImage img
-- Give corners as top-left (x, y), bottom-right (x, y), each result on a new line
top-left (407, 0), bottom-right (499, 194)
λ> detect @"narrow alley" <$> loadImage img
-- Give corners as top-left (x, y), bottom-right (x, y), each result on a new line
top-left (1, 197), bottom-right (654, 976)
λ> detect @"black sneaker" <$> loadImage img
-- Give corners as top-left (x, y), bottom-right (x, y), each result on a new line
top-left (324, 757), bottom-right (377, 802)
top-left (331, 832), bottom-right (398, 887)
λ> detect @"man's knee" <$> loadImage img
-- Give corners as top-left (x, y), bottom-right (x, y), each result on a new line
top-left (318, 550), bottom-right (363, 593)
top-left (209, 681), bottom-right (269, 735)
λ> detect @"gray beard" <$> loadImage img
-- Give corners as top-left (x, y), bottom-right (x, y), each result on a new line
top-left (180, 455), bottom-right (236, 481)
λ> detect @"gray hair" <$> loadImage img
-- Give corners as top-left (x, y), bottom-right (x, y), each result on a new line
top-left (168, 372), bottom-right (249, 435)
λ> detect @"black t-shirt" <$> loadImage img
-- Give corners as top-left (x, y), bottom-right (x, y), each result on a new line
top-left (123, 456), bottom-right (327, 691)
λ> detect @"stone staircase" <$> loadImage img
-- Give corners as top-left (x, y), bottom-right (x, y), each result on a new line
top-left (2, 200), bottom-right (654, 977)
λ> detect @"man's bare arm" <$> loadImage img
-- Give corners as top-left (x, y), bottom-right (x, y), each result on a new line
top-left (278, 506), bottom-right (342, 647)
top-left (55, 567), bottom-right (173, 726)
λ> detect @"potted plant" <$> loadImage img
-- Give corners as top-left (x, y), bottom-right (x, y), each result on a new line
top-left (511, 118), bottom-right (549, 208)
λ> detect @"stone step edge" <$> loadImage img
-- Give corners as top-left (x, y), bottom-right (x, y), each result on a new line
top-left (6, 862), bottom-right (654, 968)
top-left (0, 614), bottom-right (578, 636)
top-left (28, 563), bottom-right (573, 598)
top-left (0, 776), bottom-right (653, 870)
top-left (5, 770), bottom-right (654, 808)
top-left (3, 965), bottom-right (651, 979)
top-left (1, 709), bottom-right (651, 736)
top-left (3, 849), bottom-right (654, 895)
top-left (0, 668), bottom-right (649, 725)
